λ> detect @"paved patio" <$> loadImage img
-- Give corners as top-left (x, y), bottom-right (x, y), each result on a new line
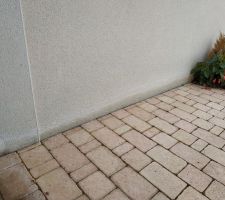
top-left (1, 84), bottom-right (225, 200)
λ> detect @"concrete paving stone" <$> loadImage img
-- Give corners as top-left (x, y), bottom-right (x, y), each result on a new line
top-left (30, 159), bottom-right (59, 178)
top-left (82, 120), bottom-right (104, 132)
top-left (208, 109), bottom-right (225, 119)
top-left (140, 162), bottom-right (186, 199)
top-left (210, 126), bottom-right (224, 135)
top-left (103, 189), bottom-right (130, 200)
top-left (147, 145), bottom-right (186, 174)
top-left (157, 95), bottom-right (176, 104)
top-left (87, 146), bottom-right (125, 176)
top-left (173, 95), bottom-right (189, 103)
top-left (21, 190), bottom-right (46, 200)
top-left (112, 142), bottom-right (134, 157)
top-left (102, 116), bottom-right (124, 130)
top-left (98, 114), bottom-right (113, 121)
top-left (79, 171), bottom-right (115, 200)
top-left (164, 90), bottom-right (177, 97)
top-left (174, 120), bottom-right (197, 133)
top-left (43, 133), bottom-right (69, 150)
top-left (200, 94), bottom-right (222, 103)
top-left (149, 117), bottom-right (178, 135)
top-left (170, 108), bottom-right (196, 122)
top-left (192, 110), bottom-right (212, 120)
top-left (153, 109), bottom-right (180, 124)
top-left (112, 167), bottom-right (158, 200)
top-left (192, 128), bottom-right (225, 148)
top-left (143, 127), bottom-right (160, 138)
top-left (0, 163), bottom-right (38, 200)
top-left (212, 93), bottom-right (225, 101)
top-left (191, 139), bottom-right (208, 151)
top-left (37, 168), bottom-right (82, 200)
top-left (209, 117), bottom-right (225, 128)
top-left (202, 145), bottom-right (225, 167)
top-left (51, 143), bottom-right (89, 172)
top-left (219, 130), bottom-right (225, 139)
top-left (172, 129), bottom-right (197, 145)
top-left (122, 130), bottom-right (156, 152)
top-left (192, 118), bottom-right (214, 130)
top-left (79, 139), bottom-right (101, 154)
top-left (186, 94), bottom-right (209, 104)
top-left (205, 181), bottom-right (225, 200)
top-left (138, 102), bottom-right (158, 112)
top-left (207, 102), bottom-right (224, 110)
top-left (66, 129), bottom-right (94, 147)
top-left (186, 99), bottom-right (196, 105)
top-left (171, 143), bottom-right (210, 169)
top-left (152, 132), bottom-right (177, 149)
top-left (19, 145), bottom-right (53, 169)
top-left (92, 127), bottom-right (125, 149)
top-left (17, 142), bottom-right (42, 154)
top-left (122, 115), bottom-right (151, 132)
top-left (121, 148), bottom-right (151, 171)
top-left (177, 186), bottom-right (209, 200)
top-left (172, 101), bottom-right (196, 113)
top-left (127, 106), bottom-right (155, 121)
top-left (18, 142), bottom-right (41, 154)
top-left (114, 125), bottom-right (131, 135)
top-left (112, 109), bottom-right (130, 119)
top-left (175, 89), bottom-right (189, 96)
top-left (151, 192), bottom-right (170, 200)
top-left (187, 88), bottom-right (202, 95)
top-left (70, 163), bottom-right (97, 182)
top-left (0, 152), bottom-right (21, 171)
top-left (146, 97), bottom-right (161, 105)
top-left (178, 165), bottom-right (212, 192)
top-left (193, 103), bottom-right (211, 112)
top-left (155, 102), bottom-right (174, 111)
top-left (76, 195), bottom-right (90, 200)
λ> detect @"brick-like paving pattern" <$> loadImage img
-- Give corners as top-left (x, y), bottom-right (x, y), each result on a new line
top-left (1, 84), bottom-right (225, 199)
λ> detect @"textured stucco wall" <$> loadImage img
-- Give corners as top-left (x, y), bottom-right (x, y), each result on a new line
top-left (20, 0), bottom-right (225, 139)
top-left (0, 0), bottom-right (38, 154)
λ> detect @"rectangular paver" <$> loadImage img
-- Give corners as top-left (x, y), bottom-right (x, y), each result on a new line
top-left (37, 168), bottom-right (82, 200)
top-left (205, 181), bottom-right (225, 200)
top-left (51, 143), bottom-right (89, 172)
top-left (171, 143), bottom-right (210, 169)
top-left (92, 127), bottom-right (125, 149)
top-left (147, 146), bottom-right (187, 173)
top-left (172, 129), bottom-right (197, 145)
top-left (152, 132), bottom-right (177, 149)
top-left (177, 187), bottom-right (209, 200)
top-left (175, 120), bottom-right (197, 133)
top-left (122, 130), bottom-right (156, 152)
top-left (79, 171), bottom-right (115, 200)
top-left (122, 115), bottom-right (151, 132)
top-left (192, 128), bottom-right (225, 148)
top-left (170, 108), bottom-right (196, 122)
top-left (149, 117), bottom-right (178, 134)
top-left (202, 145), bottom-right (225, 167)
top-left (141, 162), bottom-right (187, 199)
top-left (203, 161), bottom-right (225, 185)
top-left (112, 142), bottom-right (134, 157)
top-left (178, 165), bottom-right (212, 192)
top-left (121, 148), bottom-right (151, 171)
top-left (112, 167), bottom-right (158, 200)
top-left (87, 146), bottom-right (125, 176)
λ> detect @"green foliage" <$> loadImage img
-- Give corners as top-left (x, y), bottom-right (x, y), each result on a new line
top-left (191, 53), bottom-right (225, 88)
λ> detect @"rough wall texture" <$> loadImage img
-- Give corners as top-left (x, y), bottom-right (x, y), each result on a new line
top-left (20, 0), bottom-right (225, 139)
top-left (0, 0), bottom-right (38, 154)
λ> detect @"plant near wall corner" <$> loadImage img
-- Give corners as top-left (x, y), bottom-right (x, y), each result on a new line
top-left (191, 33), bottom-right (225, 88)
